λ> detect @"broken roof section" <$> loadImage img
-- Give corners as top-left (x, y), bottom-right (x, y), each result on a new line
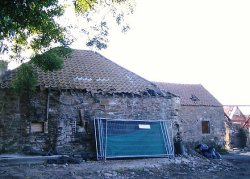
top-left (0, 49), bottom-right (171, 96)
top-left (154, 82), bottom-right (222, 107)
top-left (224, 105), bottom-right (250, 118)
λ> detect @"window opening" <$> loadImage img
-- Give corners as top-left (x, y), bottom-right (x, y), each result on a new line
top-left (31, 122), bottom-right (44, 133)
top-left (202, 121), bottom-right (210, 134)
top-left (190, 94), bottom-right (199, 102)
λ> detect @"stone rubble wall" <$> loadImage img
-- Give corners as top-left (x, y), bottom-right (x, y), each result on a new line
top-left (0, 89), bottom-right (180, 156)
top-left (0, 90), bottom-right (21, 152)
top-left (0, 89), bottom-right (50, 153)
top-left (51, 91), bottom-right (180, 155)
top-left (178, 105), bottom-right (226, 147)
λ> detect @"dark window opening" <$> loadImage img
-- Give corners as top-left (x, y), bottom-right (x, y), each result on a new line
top-left (190, 94), bottom-right (199, 102)
top-left (202, 121), bottom-right (210, 134)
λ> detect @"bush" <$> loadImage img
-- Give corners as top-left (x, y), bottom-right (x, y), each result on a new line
top-left (237, 128), bottom-right (248, 148)
top-left (11, 64), bottom-right (37, 94)
top-left (31, 47), bottom-right (72, 71)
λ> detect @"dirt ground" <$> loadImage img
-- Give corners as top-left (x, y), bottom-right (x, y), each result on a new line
top-left (0, 151), bottom-right (250, 179)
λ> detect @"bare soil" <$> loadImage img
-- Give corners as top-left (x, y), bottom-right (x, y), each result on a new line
top-left (0, 151), bottom-right (250, 179)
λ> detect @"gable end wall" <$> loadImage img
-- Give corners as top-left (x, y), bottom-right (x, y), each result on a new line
top-left (178, 105), bottom-right (226, 146)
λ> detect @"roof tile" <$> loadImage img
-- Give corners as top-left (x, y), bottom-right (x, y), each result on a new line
top-left (155, 82), bottom-right (222, 106)
top-left (1, 50), bottom-right (169, 96)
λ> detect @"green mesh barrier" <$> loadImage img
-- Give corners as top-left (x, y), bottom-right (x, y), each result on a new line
top-left (105, 123), bottom-right (166, 157)
top-left (94, 119), bottom-right (174, 160)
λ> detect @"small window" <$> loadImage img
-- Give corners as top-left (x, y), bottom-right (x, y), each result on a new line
top-left (202, 121), bottom-right (210, 134)
top-left (31, 122), bottom-right (44, 133)
top-left (30, 122), bottom-right (48, 133)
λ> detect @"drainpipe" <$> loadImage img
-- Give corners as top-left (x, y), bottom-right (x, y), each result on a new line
top-left (46, 88), bottom-right (50, 120)
top-left (44, 88), bottom-right (50, 134)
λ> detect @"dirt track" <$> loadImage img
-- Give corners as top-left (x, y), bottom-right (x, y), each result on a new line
top-left (0, 151), bottom-right (250, 179)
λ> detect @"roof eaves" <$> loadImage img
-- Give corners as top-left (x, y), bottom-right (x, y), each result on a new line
top-left (182, 104), bottom-right (223, 107)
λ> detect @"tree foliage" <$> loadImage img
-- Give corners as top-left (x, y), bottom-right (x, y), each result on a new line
top-left (10, 47), bottom-right (72, 94)
top-left (75, 0), bottom-right (95, 13)
top-left (0, 60), bottom-right (8, 71)
top-left (0, 0), bottom-right (134, 93)
top-left (0, 0), bottom-right (134, 60)
top-left (0, 0), bottom-right (68, 59)
top-left (31, 47), bottom-right (72, 71)
top-left (11, 63), bottom-right (37, 94)
top-left (0, 60), bottom-right (8, 76)
top-left (81, 0), bottom-right (134, 50)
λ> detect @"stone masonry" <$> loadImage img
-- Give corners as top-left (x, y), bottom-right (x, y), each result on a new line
top-left (0, 89), bottom-right (180, 156)
top-left (0, 50), bottom-right (180, 157)
top-left (178, 106), bottom-right (226, 147)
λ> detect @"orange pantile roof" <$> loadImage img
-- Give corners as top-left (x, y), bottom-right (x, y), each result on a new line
top-left (155, 82), bottom-right (222, 106)
top-left (1, 50), bottom-right (168, 96)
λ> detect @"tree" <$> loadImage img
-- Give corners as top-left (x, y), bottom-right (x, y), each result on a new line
top-left (0, 0), bottom-right (134, 94)
top-left (0, 0), bottom-right (134, 63)
top-left (0, 0), bottom-right (67, 60)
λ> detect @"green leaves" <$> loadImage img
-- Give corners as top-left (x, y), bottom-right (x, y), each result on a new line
top-left (11, 64), bottom-right (37, 94)
top-left (1, 0), bottom-right (133, 94)
top-left (31, 47), bottom-right (72, 71)
top-left (0, 0), bottom-right (66, 57)
top-left (75, 0), bottom-right (95, 14)
top-left (0, 60), bottom-right (8, 75)
top-left (11, 47), bottom-right (72, 94)
top-left (0, 61), bottom-right (8, 71)
top-left (1, 0), bottom-right (134, 68)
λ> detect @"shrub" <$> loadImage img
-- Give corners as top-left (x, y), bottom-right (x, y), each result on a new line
top-left (11, 64), bottom-right (37, 94)
top-left (237, 128), bottom-right (247, 148)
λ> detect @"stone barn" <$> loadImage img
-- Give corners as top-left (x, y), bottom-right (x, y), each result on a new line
top-left (0, 50), bottom-right (179, 157)
top-left (155, 82), bottom-right (226, 147)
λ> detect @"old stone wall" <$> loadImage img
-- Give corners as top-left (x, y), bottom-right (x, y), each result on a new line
top-left (50, 90), bottom-right (180, 155)
top-left (0, 89), bottom-right (180, 156)
top-left (0, 90), bottom-right (21, 152)
top-left (0, 89), bottom-right (50, 153)
top-left (177, 105), bottom-right (226, 147)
